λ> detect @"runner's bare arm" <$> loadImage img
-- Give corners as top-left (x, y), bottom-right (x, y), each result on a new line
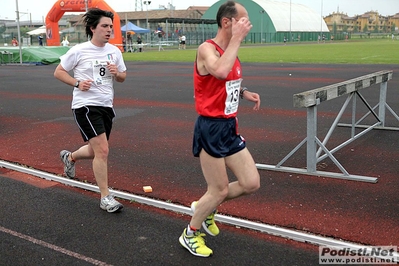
top-left (197, 17), bottom-right (252, 79)
top-left (54, 64), bottom-right (78, 87)
top-left (242, 89), bottom-right (261, 110)
top-left (106, 62), bottom-right (126, 83)
top-left (54, 64), bottom-right (92, 91)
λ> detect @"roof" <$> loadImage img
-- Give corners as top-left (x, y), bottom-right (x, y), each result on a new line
top-left (187, 6), bottom-right (209, 12)
top-left (5, 20), bottom-right (67, 27)
top-left (324, 12), bottom-right (357, 21)
top-left (254, 0), bottom-right (329, 32)
top-left (118, 10), bottom-right (200, 20)
top-left (69, 9), bottom-right (216, 25)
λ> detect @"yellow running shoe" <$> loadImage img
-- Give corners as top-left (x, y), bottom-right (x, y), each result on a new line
top-left (179, 228), bottom-right (213, 257)
top-left (191, 201), bottom-right (220, 236)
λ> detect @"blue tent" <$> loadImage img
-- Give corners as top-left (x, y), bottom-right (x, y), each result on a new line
top-left (121, 22), bottom-right (150, 34)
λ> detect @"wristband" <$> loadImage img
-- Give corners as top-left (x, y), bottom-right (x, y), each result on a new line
top-left (74, 80), bottom-right (80, 88)
top-left (240, 87), bottom-right (248, 99)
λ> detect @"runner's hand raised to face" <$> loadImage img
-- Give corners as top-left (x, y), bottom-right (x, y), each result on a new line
top-left (231, 17), bottom-right (252, 42)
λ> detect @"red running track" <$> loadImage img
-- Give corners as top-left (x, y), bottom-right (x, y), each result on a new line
top-left (0, 62), bottom-right (398, 247)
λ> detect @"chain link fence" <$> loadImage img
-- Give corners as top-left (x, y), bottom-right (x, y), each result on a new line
top-left (1, 30), bottom-right (359, 49)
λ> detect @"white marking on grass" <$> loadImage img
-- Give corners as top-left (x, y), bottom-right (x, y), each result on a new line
top-left (361, 55), bottom-right (380, 60)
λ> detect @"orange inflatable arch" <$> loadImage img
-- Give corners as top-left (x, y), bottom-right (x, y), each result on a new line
top-left (45, 0), bottom-right (122, 51)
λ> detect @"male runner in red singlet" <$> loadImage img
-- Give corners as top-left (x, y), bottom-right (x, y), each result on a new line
top-left (179, 1), bottom-right (261, 257)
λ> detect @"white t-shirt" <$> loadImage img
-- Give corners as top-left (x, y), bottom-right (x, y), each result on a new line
top-left (60, 41), bottom-right (127, 109)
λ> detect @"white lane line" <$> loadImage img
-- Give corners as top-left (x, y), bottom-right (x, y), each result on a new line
top-left (0, 226), bottom-right (112, 266)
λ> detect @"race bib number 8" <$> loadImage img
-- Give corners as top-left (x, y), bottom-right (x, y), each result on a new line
top-left (224, 79), bottom-right (242, 115)
top-left (92, 60), bottom-right (113, 86)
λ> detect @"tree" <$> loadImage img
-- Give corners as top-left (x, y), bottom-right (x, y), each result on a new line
top-left (373, 24), bottom-right (378, 33)
top-left (363, 23), bottom-right (368, 33)
top-left (392, 23), bottom-right (397, 33)
top-left (333, 22), bottom-right (337, 35)
top-left (343, 24), bottom-right (348, 33)
top-left (353, 25), bottom-right (359, 33)
top-left (20, 26), bottom-right (30, 36)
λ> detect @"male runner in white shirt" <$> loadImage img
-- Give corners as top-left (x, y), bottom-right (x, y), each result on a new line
top-left (54, 8), bottom-right (127, 213)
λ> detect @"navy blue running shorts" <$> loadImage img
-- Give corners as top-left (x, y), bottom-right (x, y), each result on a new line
top-left (192, 116), bottom-right (246, 158)
top-left (73, 106), bottom-right (115, 142)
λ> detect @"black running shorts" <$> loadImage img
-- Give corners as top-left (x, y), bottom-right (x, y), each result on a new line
top-left (73, 106), bottom-right (115, 142)
top-left (192, 116), bottom-right (246, 158)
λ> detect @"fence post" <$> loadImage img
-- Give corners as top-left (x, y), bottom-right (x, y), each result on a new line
top-left (306, 106), bottom-right (317, 172)
top-left (378, 81), bottom-right (387, 127)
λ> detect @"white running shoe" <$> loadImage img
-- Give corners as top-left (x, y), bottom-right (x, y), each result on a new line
top-left (60, 150), bottom-right (75, 178)
top-left (100, 195), bottom-right (123, 213)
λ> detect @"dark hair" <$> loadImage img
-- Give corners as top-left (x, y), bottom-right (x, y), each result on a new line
top-left (216, 1), bottom-right (238, 28)
top-left (83, 8), bottom-right (114, 38)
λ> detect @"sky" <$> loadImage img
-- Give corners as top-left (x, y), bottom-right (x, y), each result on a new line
top-left (1, 0), bottom-right (398, 22)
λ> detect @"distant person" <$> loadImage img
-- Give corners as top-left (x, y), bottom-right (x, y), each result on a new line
top-left (38, 34), bottom-right (43, 46)
top-left (283, 36), bottom-right (287, 45)
top-left (392, 33), bottom-right (395, 41)
top-left (178, 35), bottom-right (182, 49)
top-left (11, 37), bottom-right (18, 47)
top-left (137, 35), bottom-right (143, 52)
top-left (53, 8), bottom-right (127, 213)
top-left (127, 32), bottom-right (132, 43)
top-left (157, 25), bottom-right (164, 38)
top-left (61, 36), bottom-right (69, 46)
top-left (127, 32), bottom-right (132, 52)
top-left (122, 36), bottom-right (126, 52)
top-left (181, 34), bottom-right (186, 49)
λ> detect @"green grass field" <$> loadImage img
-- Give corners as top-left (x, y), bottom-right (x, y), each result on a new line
top-left (123, 39), bottom-right (399, 64)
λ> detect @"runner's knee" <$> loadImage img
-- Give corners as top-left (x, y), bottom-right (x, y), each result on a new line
top-left (243, 172), bottom-right (260, 194)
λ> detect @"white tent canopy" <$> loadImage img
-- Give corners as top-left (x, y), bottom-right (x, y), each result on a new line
top-left (254, 0), bottom-right (329, 32)
top-left (26, 26), bottom-right (46, 35)
top-left (26, 26), bottom-right (62, 36)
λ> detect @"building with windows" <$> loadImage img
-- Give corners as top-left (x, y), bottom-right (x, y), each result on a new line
top-left (324, 11), bottom-right (399, 35)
